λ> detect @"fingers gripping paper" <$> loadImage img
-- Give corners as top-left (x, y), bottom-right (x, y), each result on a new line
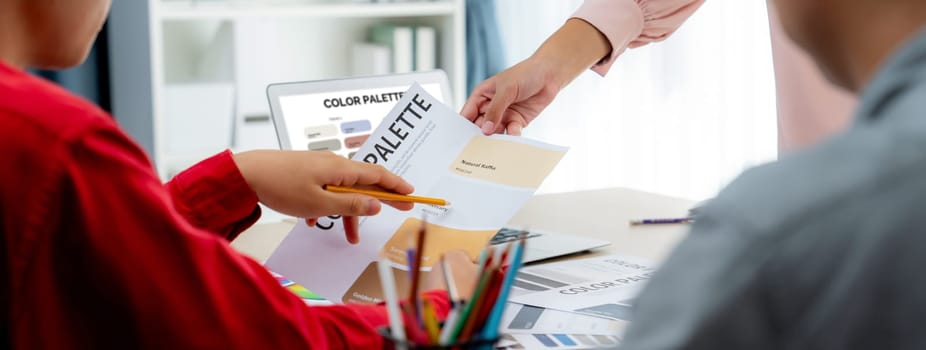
top-left (264, 84), bottom-right (567, 303)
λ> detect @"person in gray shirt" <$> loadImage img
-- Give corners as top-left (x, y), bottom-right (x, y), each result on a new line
top-left (620, 1), bottom-right (926, 349)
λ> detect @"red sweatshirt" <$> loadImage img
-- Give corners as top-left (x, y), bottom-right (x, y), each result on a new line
top-left (0, 61), bottom-right (447, 349)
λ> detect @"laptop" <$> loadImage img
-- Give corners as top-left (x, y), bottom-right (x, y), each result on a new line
top-left (266, 70), bottom-right (610, 263)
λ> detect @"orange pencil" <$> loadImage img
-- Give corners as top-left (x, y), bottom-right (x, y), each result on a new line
top-left (323, 185), bottom-right (450, 206)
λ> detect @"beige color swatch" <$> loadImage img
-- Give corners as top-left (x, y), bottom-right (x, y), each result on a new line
top-left (381, 218), bottom-right (497, 269)
top-left (450, 137), bottom-right (566, 188)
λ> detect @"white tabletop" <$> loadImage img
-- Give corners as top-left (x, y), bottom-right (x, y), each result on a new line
top-left (232, 187), bottom-right (696, 265)
top-left (508, 187), bottom-right (696, 263)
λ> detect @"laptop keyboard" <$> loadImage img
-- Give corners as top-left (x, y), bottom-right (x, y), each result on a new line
top-left (489, 228), bottom-right (542, 245)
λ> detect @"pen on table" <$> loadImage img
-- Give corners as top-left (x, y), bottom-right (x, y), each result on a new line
top-left (629, 217), bottom-right (694, 226)
top-left (323, 185), bottom-right (450, 206)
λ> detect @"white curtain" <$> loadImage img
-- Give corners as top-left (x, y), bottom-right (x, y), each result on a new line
top-left (495, 0), bottom-right (778, 200)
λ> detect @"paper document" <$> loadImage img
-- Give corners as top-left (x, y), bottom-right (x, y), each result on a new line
top-left (265, 84), bottom-right (567, 303)
top-left (500, 303), bottom-right (627, 335)
top-left (510, 255), bottom-right (657, 321)
top-left (497, 332), bottom-right (624, 350)
top-left (495, 302), bottom-right (629, 349)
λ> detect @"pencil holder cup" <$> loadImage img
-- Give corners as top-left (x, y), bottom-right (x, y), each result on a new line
top-left (378, 327), bottom-right (499, 350)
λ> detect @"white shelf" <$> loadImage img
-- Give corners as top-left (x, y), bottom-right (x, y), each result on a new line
top-left (109, 0), bottom-right (466, 179)
top-left (160, 1), bottom-right (457, 20)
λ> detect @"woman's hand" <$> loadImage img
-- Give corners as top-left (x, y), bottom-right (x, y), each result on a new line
top-left (461, 57), bottom-right (562, 136)
top-left (461, 18), bottom-right (611, 136)
top-left (232, 150), bottom-right (414, 244)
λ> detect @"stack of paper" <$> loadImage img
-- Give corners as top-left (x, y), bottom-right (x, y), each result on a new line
top-left (493, 254), bottom-right (657, 349)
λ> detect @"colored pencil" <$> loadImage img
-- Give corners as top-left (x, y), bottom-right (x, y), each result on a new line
top-left (448, 247), bottom-right (495, 342)
top-left (376, 259), bottom-right (407, 350)
top-left (438, 305), bottom-right (461, 345)
top-left (461, 266), bottom-right (503, 341)
top-left (421, 298), bottom-right (441, 344)
top-left (324, 185), bottom-right (450, 206)
top-left (408, 220), bottom-right (427, 326)
top-left (481, 234), bottom-right (528, 340)
top-left (438, 255), bottom-right (464, 345)
top-left (442, 255), bottom-right (461, 302)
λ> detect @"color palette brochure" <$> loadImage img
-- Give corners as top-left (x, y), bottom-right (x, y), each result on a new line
top-left (510, 254), bottom-right (657, 321)
top-left (493, 302), bottom-right (629, 349)
top-left (500, 303), bottom-right (627, 336)
top-left (265, 84), bottom-right (567, 303)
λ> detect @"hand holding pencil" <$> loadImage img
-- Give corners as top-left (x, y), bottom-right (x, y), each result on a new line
top-left (310, 184), bottom-right (450, 245)
top-left (232, 150), bottom-right (419, 244)
top-left (323, 185), bottom-right (451, 207)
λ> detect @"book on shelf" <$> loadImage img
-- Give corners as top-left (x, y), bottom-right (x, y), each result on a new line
top-left (414, 26), bottom-right (436, 71)
top-left (370, 24), bottom-right (414, 74)
top-left (351, 42), bottom-right (392, 76)
top-left (368, 24), bottom-right (437, 74)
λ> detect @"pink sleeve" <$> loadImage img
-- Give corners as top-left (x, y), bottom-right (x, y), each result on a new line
top-left (572, 0), bottom-right (705, 76)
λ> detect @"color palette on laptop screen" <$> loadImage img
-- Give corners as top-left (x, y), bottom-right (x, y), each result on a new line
top-left (305, 119), bottom-right (371, 154)
top-left (278, 84), bottom-right (444, 159)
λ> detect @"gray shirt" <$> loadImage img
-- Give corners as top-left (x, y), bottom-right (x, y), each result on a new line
top-left (620, 28), bottom-right (926, 350)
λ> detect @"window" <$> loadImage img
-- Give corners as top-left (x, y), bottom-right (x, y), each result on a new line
top-left (496, 1), bottom-right (778, 200)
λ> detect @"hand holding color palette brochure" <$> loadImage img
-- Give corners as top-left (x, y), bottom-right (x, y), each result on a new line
top-left (265, 83), bottom-right (567, 304)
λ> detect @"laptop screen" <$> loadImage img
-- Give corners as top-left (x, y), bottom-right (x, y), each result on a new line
top-left (276, 83), bottom-right (445, 159)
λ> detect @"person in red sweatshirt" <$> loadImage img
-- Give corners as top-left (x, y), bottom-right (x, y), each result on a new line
top-left (0, 0), bottom-right (477, 348)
